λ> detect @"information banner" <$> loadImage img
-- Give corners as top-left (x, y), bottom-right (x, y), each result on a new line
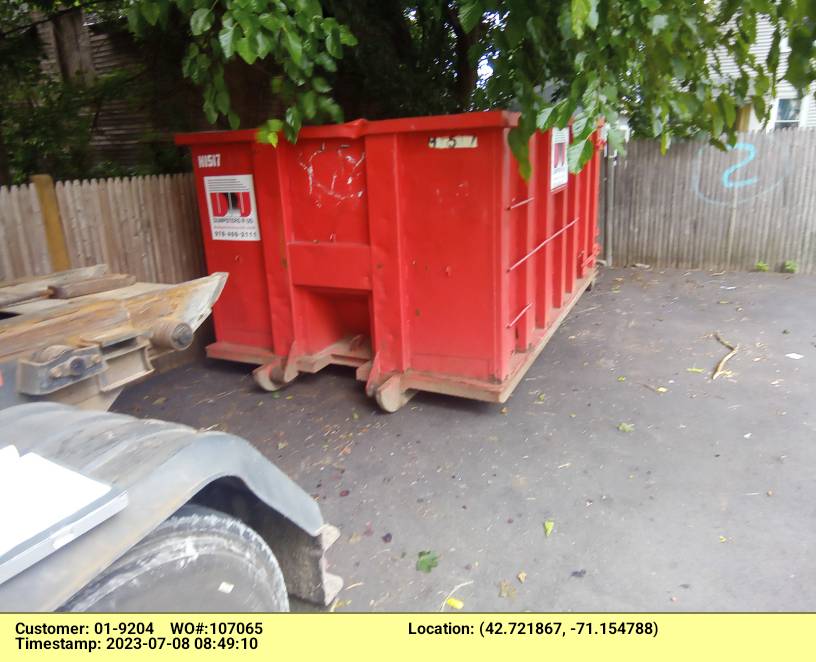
top-left (2, 613), bottom-right (813, 662)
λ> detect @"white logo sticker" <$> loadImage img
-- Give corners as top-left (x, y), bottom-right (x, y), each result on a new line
top-left (203, 175), bottom-right (260, 241)
top-left (550, 128), bottom-right (569, 190)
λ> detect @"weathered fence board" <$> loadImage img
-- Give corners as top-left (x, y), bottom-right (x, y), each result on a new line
top-left (0, 174), bottom-right (204, 283)
top-left (604, 128), bottom-right (816, 274)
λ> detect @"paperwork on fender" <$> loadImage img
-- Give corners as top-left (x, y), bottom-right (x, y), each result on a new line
top-left (0, 445), bottom-right (128, 584)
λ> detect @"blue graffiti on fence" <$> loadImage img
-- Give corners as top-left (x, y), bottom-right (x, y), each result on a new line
top-left (692, 137), bottom-right (789, 206)
top-left (721, 143), bottom-right (759, 189)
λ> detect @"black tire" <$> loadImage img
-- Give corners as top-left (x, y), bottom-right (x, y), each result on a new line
top-left (62, 506), bottom-right (289, 612)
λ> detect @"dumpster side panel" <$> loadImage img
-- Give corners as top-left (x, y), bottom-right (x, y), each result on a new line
top-left (188, 142), bottom-right (275, 353)
top-left (397, 128), bottom-right (501, 381)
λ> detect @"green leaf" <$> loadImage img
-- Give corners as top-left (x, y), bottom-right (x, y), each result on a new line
top-left (203, 98), bottom-right (217, 124)
top-left (416, 550), bottom-right (439, 573)
top-left (258, 118), bottom-right (283, 145)
top-left (284, 28), bottom-right (304, 66)
top-left (459, 0), bottom-right (484, 33)
top-left (236, 37), bottom-right (258, 64)
top-left (571, 0), bottom-right (592, 38)
top-left (259, 13), bottom-right (282, 32)
top-left (228, 111), bottom-right (240, 130)
top-left (660, 131), bottom-right (671, 154)
top-left (301, 90), bottom-right (317, 118)
top-left (326, 30), bottom-right (341, 58)
top-left (258, 119), bottom-right (283, 146)
top-left (219, 19), bottom-right (237, 59)
top-left (285, 105), bottom-right (302, 139)
top-left (567, 138), bottom-right (593, 173)
top-left (507, 126), bottom-right (531, 179)
top-left (256, 30), bottom-right (273, 58)
top-left (339, 28), bottom-right (358, 47)
top-left (312, 76), bottom-right (331, 93)
top-left (536, 105), bottom-right (557, 130)
top-left (719, 95), bottom-right (736, 128)
top-left (190, 8), bottom-right (212, 36)
top-left (140, 2), bottom-right (161, 26)
top-left (315, 52), bottom-right (337, 72)
top-left (544, 520), bottom-right (555, 537)
top-left (126, 6), bottom-right (144, 34)
top-left (215, 88), bottom-right (230, 115)
top-left (317, 96), bottom-right (343, 122)
top-left (606, 125), bottom-right (625, 154)
top-left (617, 422), bottom-right (635, 433)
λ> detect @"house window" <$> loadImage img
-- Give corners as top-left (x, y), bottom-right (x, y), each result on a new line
top-left (775, 98), bottom-right (801, 130)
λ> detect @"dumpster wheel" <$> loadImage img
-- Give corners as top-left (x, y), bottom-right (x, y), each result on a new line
top-left (253, 362), bottom-right (287, 392)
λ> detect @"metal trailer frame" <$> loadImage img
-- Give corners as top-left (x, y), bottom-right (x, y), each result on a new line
top-left (0, 403), bottom-right (341, 611)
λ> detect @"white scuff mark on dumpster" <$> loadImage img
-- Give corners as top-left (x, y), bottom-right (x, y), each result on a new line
top-left (299, 143), bottom-right (366, 208)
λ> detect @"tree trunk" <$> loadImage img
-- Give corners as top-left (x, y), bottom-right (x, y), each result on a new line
top-left (49, 9), bottom-right (96, 83)
top-left (446, 4), bottom-right (482, 111)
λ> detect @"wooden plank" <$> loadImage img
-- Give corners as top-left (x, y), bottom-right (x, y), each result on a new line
top-left (50, 273), bottom-right (136, 299)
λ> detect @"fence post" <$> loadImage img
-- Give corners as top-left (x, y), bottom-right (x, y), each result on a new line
top-left (603, 151), bottom-right (615, 267)
top-left (31, 174), bottom-right (70, 272)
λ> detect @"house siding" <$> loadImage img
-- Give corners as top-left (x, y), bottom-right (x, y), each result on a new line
top-left (714, 15), bottom-right (816, 130)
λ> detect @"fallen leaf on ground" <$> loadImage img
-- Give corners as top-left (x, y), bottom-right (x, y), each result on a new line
top-left (500, 407), bottom-right (509, 414)
top-left (446, 597), bottom-right (464, 610)
top-left (517, 571), bottom-right (527, 584)
top-left (686, 367), bottom-right (705, 373)
top-left (719, 536), bottom-right (728, 543)
top-left (544, 520), bottom-right (554, 537)
top-left (352, 411), bottom-right (359, 420)
top-left (416, 550), bottom-right (439, 573)
top-left (330, 599), bottom-right (351, 611)
top-left (277, 441), bottom-right (288, 450)
top-left (537, 393), bottom-right (546, 401)
top-left (656, 386), bottom-right (668, 393)
top-left (152, 397), bottom-right (166, 405)
top-left (348, 532), bottom-right (362, 544)
top-left (498, 580), bottom-right (517, 598)
top-left (617, 376), bottom-right (626, 382)
top-left (618, 422), bottom-right (635, 433)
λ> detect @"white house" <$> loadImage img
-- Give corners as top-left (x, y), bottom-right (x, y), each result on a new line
top-left (717, 17), bottom-right (816, 130)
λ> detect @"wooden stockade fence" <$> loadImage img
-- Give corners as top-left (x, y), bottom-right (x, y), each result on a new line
top-left (603, 128), bottom-right (816, 274)
top-left (0, 173), bottom-right (205, 284)
top-left (4, 130), bottom-right (816, 285)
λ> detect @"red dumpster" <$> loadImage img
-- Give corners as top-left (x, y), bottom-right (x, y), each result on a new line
top-left (176, 111), bottom-right (601, 411)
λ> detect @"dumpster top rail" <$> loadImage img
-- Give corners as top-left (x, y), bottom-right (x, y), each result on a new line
top-left (175, 110), bottom-right (521, 145)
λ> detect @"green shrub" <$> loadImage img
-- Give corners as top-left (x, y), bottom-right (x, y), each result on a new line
top-left (782, 260), bottom-right (798, 274)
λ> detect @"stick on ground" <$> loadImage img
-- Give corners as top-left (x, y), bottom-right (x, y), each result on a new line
top-left (712, 332), bottom-right (739, 380)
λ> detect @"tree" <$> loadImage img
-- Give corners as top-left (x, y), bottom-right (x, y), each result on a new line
top-left (126, 0), bottom-right (816, 174)
top-left (5, 2), bottom-right (816, 177)
top-left (459, 0), bottom-right (816, 174)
